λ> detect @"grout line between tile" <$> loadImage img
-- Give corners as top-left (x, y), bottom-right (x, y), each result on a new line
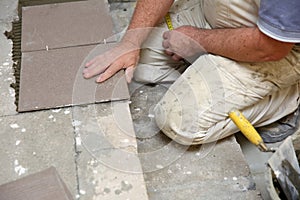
top-left (21, 41), bottom-right (118, 53)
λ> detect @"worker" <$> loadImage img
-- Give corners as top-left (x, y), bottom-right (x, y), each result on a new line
top-left (83, 0), bottom-right (300, 145)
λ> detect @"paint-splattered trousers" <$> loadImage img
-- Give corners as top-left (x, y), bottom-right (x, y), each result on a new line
top-left (133, 0), bottom-right (300, 145)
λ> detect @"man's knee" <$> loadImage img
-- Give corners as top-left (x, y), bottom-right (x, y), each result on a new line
top-left (154, 101), bottom-right (210, 145)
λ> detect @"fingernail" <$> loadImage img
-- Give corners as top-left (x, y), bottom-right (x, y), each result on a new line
top-left (96, 75), bottom-right (103, 82)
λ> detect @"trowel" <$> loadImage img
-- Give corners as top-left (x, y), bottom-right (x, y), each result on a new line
top-left (229, 110), bottom-right (300, 200)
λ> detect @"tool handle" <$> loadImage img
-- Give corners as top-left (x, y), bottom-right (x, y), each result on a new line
top-left (229, 110), bottom-right (268, 151)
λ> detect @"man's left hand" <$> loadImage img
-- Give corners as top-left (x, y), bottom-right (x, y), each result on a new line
top-left (162, 25), bottom-right (205, 61)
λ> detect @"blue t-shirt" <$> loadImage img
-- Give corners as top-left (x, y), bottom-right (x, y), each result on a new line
top-left (257, 0), bottom-right (300, 43)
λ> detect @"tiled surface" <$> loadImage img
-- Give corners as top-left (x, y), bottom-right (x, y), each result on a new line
top-left (21, 0), bottom-right (113, 52)
top-left (19, 0), bottom-right (127, 112)
top-left (18, 44), bottom-right (129, 112)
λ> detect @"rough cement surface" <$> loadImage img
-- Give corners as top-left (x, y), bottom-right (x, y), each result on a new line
top-left (0, 108), bottom-right (77, 196)
top-left (110, 2), bottom-right (136, 34)
top-left (129, 83), bottom-right (262, 199)
top-left (73, 103), bottom-right (148, 200)
top-left (0, 0), bottom-right (18, 116)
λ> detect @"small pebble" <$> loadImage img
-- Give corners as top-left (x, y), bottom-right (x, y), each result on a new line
top-left (15, 140), bottom-right (21, 146)
top-left (21, 128), bottom-right (26, 133)
top-left (3, 62), bottom-right (9, 66)
top-left (232, 177), bottom-right (237, 181)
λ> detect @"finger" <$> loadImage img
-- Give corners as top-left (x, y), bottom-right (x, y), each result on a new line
top-left (85, 56), bottom-right (97, 67)
top-left (83, 61), bottom-right (108, 79)
top-left (164, 49), bottom-right (174, 56)
top-left (172, 54), bottom-right (182, 61)
top-left (163, 31), bottom-right (170, 39)
top-left (96, 61), bottom-right (123, 83)
top-left (125, 66), bottom-right (135, 83)
top-left (162, 39), bottom-right (170, 49)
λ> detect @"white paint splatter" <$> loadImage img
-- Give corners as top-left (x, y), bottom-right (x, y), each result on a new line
top-left (21, 128), bottom-right (26, 133)
top-left (48, 115), bottom-right (54, 119)
top-left (156, 165), bottom-right (164, 169)
top-left (121, 139), bottom-right (129, 143)
top-left (72, 120), bottom-right (82, 127)
top-left (75, 194), bottom-right (80, 199)
top-left (15, 165), bottom-right (27, 176)
top-left (134, 108), bottom-right (141, 111)
top-left (8, 53), bottom-right (12, 57)
top-left (274, 170), bottom-right (281, 178)
top-left (9, 88), bottom-right (15, 97)
top-left (75, 136), bottom-right (82, 146)
top-left (3, 62), bottom-right (9, 66)
top-left (139, 90), bottom-right (143, 93)
top-left (46, 45), bottom-right (49, 51)
top-left (15, 140), bottom-right (21, 146)
top-left (32, 152), bottom-right (36, 156)
top-left (148, 114), bottom-right (155, 118)
top-left (167, 169), bottom-right (173, 174)
top-left (10, 123), bottom-right (19, 129)
top-left (185, 171), bottom-right (192, 175)
top-left (52, 108), bottom-right (61, 113)
top-left (64, 109), bottom-right (70, 115)
top-left (14, 160), bottom-right (27, 176)
top-left (79, 190), bottom-right (86, 195)
top-left (93, 170), bottom-right (98, 174)
top-left (224, 177), bottom-right (228, 181)
top-left (232, 177), bottom-right (237, 181)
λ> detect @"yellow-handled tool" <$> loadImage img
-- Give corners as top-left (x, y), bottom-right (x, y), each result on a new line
top-left (229, 109), bottom-right (274, 152)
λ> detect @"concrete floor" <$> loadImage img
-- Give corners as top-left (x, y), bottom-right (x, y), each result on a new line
top-left (0, 0), bottom-right (268, 199)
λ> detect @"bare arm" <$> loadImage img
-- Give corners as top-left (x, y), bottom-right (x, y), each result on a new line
top-left (163, 26), bottom-right (294, 62)
top-left (124, 0), bottom-right (174, 46)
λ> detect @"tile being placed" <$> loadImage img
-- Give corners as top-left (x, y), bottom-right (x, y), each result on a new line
top-left (18, 44), bottom-right (129, 112)
top-left (21, 0), bottom-right (114, 52)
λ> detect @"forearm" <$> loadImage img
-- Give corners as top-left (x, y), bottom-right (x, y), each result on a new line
top-left (194, 27), bottom-right (294, 62)
top-left (122, 0), bottom-right (174, 47)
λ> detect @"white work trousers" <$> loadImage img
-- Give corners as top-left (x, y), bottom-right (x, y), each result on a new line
top-left (133, 0), bottom-right (300, 145)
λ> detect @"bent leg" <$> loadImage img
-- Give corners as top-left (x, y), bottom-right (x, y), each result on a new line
top-left (154, 48), bottom-right (300, 145)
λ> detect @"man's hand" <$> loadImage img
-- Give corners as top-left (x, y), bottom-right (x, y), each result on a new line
top-left (162, 26), bottom-right (205, 61)
top-left (83, 41), bottom-right (140, 83)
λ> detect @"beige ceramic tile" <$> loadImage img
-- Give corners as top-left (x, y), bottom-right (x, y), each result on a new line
top-left (21, 0), bottom-right (113, 52)
top-left (18, 44), bottom-right (129, 112)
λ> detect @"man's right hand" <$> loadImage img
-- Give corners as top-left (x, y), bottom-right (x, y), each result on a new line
top-left (83, 41), bottom-right (140, 83)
